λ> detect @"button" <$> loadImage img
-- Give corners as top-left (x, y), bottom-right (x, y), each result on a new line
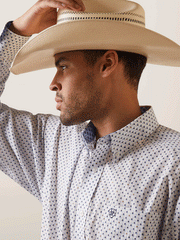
top-left (93, 166), bottom-right (98, 173)
top-left (80, 210), bottom-right (84, 217)
top-left (82, 148), bottom-right (89, 157)
top-left (89, 150), bottom-right (92, 158)
top-left (115, 152), bottom-right (120, 158)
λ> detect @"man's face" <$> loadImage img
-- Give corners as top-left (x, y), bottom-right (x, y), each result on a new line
top-left (49, 51), bottom-right (104, 126)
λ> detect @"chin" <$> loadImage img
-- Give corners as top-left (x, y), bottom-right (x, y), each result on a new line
top-left (60, 115), bottom-right (79, 126)
top-left (60, 113), bottom-right (88, 126)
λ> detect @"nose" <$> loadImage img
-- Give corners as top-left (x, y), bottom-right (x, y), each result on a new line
top-left (49, 72), bottom-right (62, 92)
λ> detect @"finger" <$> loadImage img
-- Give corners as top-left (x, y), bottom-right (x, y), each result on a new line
top-left (73, 0), bottom-right (85, 11)
top-left (59, 0), bottom-right (85, 11)
top-left (38, 0), bottom-right (66, 10)
top-left (38, 0), bottom-right (84, 12)
top-left (37, 0), bottom-right (73, 10)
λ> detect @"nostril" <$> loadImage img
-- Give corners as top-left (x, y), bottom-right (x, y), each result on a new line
top-left (50, 85), bottom-right (58, 91)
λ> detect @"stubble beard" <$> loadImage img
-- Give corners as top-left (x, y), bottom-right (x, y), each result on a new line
top-left (59, 72), bottom-right (102, 126)
top-left (59, 100), bottom-right (91, 126)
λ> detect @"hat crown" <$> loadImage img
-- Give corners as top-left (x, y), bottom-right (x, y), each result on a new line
top-left (58, 0), bottom-right (145, 28)
top-left (82, 0), bottom-right (144, 15)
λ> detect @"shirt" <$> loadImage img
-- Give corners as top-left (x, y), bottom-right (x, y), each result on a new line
top-left (0, 23), bottom-right (180, 240)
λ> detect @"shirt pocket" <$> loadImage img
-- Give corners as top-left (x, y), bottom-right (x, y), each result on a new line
top-left (85, 202), bottom-right (145, 239)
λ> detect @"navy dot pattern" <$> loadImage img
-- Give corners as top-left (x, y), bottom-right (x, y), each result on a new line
top-left (0, 24), bottom-right (180, 240)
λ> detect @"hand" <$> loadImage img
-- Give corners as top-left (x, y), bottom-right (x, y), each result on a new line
top-left (9, 0), bottom-right (85, 36)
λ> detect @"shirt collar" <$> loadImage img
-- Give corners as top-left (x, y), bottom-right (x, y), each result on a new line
top-left (110, 106), bottom-right (159, 158)
top-left (81, 106), bottom-right (159, 154)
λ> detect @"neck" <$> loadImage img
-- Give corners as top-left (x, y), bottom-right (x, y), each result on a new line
top-left (92, 91), bottom-right (141, 141)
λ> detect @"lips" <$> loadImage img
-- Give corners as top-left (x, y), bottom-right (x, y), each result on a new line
top-left (55, 97), bottom-right (63, 103)
top-left (55, 97), bottom-right (63, 110)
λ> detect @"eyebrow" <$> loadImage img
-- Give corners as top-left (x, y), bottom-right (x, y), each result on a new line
top-left (55, 56), bottom-right (70, 67)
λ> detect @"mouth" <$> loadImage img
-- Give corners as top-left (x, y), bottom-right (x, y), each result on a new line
top-left (55, 97), bottom-right (63, 103)
top-left (55, 97), bottom-right (63, 110)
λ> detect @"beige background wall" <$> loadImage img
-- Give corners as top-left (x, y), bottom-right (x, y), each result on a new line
top-left (0, 0), bottom-right (180, 239)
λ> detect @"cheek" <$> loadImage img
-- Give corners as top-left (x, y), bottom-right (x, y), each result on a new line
top-left (63, 74), bottom-right (84, 93)
top-left (61, 82), bottom-right (81, 107)
top-left (63, 71), bottom-right (95, 104)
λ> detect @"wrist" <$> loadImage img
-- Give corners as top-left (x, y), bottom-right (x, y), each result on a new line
top-left (8, 21), bottom-right (32, 37)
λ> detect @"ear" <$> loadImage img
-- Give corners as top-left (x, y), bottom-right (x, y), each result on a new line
top-left (100, 50), bottom-right (119, 77)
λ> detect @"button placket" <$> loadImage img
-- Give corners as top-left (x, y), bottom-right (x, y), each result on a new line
top-left (71, 141), bottom-right (111, 239)
top-left (68, 145), bottom-right (90, 237)
top-left (72, 162), bottom-right (105, 238)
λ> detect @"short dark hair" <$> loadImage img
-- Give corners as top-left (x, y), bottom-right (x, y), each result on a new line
top-left (81, 50), bottom-right (147, 90)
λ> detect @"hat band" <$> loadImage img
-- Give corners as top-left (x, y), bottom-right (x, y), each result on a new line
top-left (57, 12), bottom-right (145, 28)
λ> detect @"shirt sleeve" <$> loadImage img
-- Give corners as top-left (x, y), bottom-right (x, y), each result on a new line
top-left (0, 21), bottom-right (30, 100)
top-left (162, 155), bottom-right (180, 240)
top-left (0, 22), bottom-right (49, 202)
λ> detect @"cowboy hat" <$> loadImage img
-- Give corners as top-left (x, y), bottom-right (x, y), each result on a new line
top-left (10, 0), bottom-right (180, 75)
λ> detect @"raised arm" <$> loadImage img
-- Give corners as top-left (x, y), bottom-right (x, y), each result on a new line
top-left (0, 0), bottom-right (85, 98)
top-left (9, 0), bottom-right (85, 36)
top-left (0, 0), bottom-right (85, 200)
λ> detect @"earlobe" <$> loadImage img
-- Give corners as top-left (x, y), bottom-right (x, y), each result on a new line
top-left (101, 64), bottom-right (111, 78)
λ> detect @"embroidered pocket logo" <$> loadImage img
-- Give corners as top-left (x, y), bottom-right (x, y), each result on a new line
top-left (108, 208), bottom-right (117, 218)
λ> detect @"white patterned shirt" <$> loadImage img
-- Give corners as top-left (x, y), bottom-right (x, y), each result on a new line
top-left (0, 23), bottom-right (180, 240)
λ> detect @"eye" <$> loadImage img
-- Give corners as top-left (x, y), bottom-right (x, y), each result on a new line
top-left (60, 65), bottom-right (67, 71)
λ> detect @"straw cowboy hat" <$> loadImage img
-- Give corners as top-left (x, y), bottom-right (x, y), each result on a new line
top-left (10, 0), bottom-right (180, 75)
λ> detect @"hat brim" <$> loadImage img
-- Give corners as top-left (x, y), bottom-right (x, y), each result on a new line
top-left (10, 20), bottom-right (180, 74)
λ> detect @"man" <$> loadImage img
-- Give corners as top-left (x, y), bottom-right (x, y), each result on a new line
top-left (0, 0), bottom-right (180, 239)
